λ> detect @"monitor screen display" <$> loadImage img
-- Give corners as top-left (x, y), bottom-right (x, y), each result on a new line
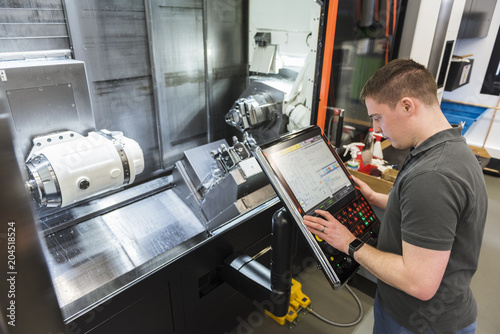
top-left (269, 134), bottom-right (354, 214)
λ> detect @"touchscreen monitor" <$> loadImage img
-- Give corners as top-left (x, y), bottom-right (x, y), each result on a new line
top-left (268, 133), bottom-right (355, 215)
top-left (252, 125), bottom-right (379, 288)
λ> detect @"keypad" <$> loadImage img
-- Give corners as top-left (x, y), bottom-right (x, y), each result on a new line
top-left (335, 196), bottom-right (377, 241)
top-left (314, 195), bottom-right (379, 279)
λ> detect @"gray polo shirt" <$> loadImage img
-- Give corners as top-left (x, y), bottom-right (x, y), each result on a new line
top-left (377, 127), bottom-right (487, 333)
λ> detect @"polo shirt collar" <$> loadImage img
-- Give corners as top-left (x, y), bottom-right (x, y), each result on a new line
top-left (408, 126), bottom-right (462, 158)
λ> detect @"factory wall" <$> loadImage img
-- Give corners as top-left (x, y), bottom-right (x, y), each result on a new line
top-left (443, 1), bottom-right (500, 158)
top-left (443, 2), bottom-right (500, 107)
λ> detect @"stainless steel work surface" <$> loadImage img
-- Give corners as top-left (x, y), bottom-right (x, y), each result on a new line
top-left (44, 188), bottom-right (207, 321)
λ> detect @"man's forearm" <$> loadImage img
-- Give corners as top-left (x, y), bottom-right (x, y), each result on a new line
top-left (352, 244), bottom-right (405, 290)
top-left (371, 192), bottom-right (389, 210)
top-left (351, 242), bottom-right (448, 301)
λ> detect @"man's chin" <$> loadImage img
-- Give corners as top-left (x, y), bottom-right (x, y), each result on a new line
top-left (390, 142), bottom-right (410, 150)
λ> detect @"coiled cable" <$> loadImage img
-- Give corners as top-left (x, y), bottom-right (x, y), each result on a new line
top-left (310, 284), bottom-right (364, 327)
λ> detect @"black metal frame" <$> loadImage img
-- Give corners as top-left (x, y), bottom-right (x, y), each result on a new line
top-left (220, 208), bottom-right (297, 318)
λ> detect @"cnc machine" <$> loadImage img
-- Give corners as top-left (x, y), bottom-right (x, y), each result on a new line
top-left (0, 1), bottom-right (322, 333)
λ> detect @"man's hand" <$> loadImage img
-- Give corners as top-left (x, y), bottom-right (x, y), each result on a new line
top-left (303, 204), bottom-right (450, 301)
top-left (352, 176), bottom-right (389, 209)
top-left (303, 209), bottom-right (355, 254)
top-left (352, 176), bottom-right (373, 198)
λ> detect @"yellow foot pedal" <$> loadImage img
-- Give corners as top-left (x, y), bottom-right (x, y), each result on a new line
top-left (265, 279), bottom-right (311, 327)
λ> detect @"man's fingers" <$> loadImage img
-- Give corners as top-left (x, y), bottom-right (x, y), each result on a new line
top-left (314, 209), bottom-right (335, 221)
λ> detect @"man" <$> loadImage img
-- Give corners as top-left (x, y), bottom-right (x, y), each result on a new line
top-left (303, 58), bottom-right (487, 333)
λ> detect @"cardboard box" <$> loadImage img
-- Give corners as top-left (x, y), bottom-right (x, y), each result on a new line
top-left (469, 145), bottom-right (491, 169)
top-left (382, 168), bottom-right (398, 183)
top-left (349, 169), bottom-right (394, 195)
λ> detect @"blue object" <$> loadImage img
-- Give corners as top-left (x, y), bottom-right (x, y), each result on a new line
top-left (441, 101), bottom-right (487, 134)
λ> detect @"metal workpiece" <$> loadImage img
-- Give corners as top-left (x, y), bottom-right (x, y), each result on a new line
top-left (173, 137), bottom-right (276, 231)
top-left (178, 139), bottom-right (229, 196)
top-left (200, 163), bottom-right (274, 230)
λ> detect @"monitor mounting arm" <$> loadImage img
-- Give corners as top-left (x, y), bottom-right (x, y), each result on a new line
top-left (220, 208), bottom-right (297, 317)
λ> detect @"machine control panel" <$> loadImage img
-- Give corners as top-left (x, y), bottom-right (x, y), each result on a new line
top-left (313, 195), bottom-right (379, 282)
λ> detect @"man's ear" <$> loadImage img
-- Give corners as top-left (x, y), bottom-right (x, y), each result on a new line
top-left (401, 97), bottom-right (416, 114)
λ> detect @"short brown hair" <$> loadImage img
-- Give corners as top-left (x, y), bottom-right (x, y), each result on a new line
top-left (360, 58), bottom-right (439, 109)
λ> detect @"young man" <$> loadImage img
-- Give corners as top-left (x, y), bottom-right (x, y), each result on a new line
top-left (303, 59), bottom-right (487, 333)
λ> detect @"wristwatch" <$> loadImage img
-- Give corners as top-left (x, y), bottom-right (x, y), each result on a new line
top-left (348, 238), bottom-right (364, 258)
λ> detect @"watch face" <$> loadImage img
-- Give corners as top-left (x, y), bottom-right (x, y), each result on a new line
top-left (350, 239), bottom-right (363, 249)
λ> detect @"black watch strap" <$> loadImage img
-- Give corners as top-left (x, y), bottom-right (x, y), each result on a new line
top-left (348, 238), bottom-right (364, 257)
